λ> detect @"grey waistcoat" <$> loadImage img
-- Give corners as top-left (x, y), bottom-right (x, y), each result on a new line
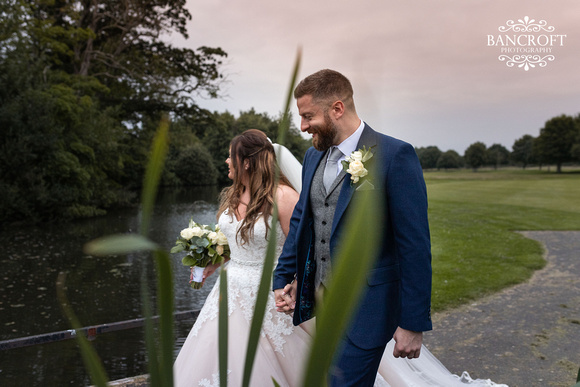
top-left (310, 152), bottom-right (347, 288)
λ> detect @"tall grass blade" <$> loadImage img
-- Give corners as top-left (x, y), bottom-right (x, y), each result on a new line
top-left (218, 267), bottom-right (229, 387)
top-left (153, 249), bottom-right (174, 386)
top-left (140, 114), bottom-right (170, 236)
top-left (240, 48), bottom-right (301, 387)
top-left (84, 234), bottom-right (158, 256)
top-left (141, 271), bottom-right (161, 386)
top-left (241, 207), bottom-right (279, 387)
top-left (301, 187), bottom-right (382, 386)
top-left (138, 116), bottom-right (172, 386)
top-left (56, 272), bottom-right (109, 387)
top-left (277, 47), bottom-right (301, 145)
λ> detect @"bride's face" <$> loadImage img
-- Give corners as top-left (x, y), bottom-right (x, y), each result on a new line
top-left (226, 148), bottom-right (235, 180)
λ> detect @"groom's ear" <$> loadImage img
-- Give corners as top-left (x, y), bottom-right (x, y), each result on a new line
top-left (330, 100), bottom-right (345, 119)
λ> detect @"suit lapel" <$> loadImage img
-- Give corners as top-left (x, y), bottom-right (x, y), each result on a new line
top-left (303, 149), bottom-right (326, 212)
top-left (331, 125), bottom-right (379, 235)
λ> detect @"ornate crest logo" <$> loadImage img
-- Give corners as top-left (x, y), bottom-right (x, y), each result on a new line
top-left (487, 16), bottom-right (567, 71)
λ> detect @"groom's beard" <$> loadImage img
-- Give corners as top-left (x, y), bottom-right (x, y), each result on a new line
top-left (311, 111), bottom-right (338, 151)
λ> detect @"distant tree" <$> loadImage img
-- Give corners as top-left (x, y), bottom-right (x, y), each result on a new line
top-left (416, 146), bottom-right (442, 169)
top-left (436, 150), bottom-right (463, 170)
top-left (486, 143), bottom-right (510, 170)
top-left (464, 142), bottom-right (487, 171)
top-left (534, 114), bottom-right (578, 173)
top-left (0, 0), bottom-right (228, 223)
top-left (174, 144), bottom-right (218, 186)
top-left (571, 114), bottom-right (580, 162)
top-left (511, 135), bottom-right (536, 169)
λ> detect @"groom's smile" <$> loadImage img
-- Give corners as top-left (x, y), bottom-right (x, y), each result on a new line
top-left (297, 95), bottom-right (338, 151)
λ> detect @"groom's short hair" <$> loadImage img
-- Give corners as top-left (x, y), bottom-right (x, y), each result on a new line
top-left (294, 69), bottom-right (355, 110)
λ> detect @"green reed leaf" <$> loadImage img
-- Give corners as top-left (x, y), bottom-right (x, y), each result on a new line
top-left (219, 267), bottom-right (229, 387)
top-left (301, 185), bottom-right (382, 386)
top-left (141, 270), bottom-right (161, 387)
top-left (153, 249), bottom-right (174, 386)
top-left (242, 207), bottom-right (279, 387)
top-left (84, 234), bottom-right (158, 256)
top-left (140, 114), bottom-right (170, 235)
top-left (56, 272), bottom-right (109, 387)
top-left (277, 47), bottom-right (301, 146)
top-left (241, 47), bottom-right (301, 387)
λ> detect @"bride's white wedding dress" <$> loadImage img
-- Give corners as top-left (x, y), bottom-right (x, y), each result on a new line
top-left (174, 211), bottom-right (312, 386)
top-left (174, 209), bottom-right (507, 387)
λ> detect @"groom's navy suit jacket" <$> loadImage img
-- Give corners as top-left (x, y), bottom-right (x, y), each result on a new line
top-left (273, 124), bottom-right (432, 349)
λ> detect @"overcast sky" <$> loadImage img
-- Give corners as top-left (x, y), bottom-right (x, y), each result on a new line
top-left (175, 0), bottom-right (580, 154)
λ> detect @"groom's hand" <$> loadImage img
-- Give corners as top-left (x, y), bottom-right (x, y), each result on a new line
top-left (393, 327), bottom-right (423, 359)
top-left (274, 281), bottom-right (296, 315)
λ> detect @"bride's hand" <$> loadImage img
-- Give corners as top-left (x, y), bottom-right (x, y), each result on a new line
top-left (202, 263), bottom-right (220, 282)
top-left (274, 281), bottom-right (296, 315)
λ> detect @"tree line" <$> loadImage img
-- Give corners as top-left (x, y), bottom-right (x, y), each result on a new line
top-left (416, 114), bottom-right (580, 173)
top-left (2, 1), bottom-right (578, 225)
top-left (0, 0), bottom-right (308, 225)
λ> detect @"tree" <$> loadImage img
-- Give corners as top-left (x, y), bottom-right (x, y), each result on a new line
top-left (571, 114), bottom-right (580, 163)
top-left (436, 150), bottom-right (463, 170)
top-left (464, 142), bottom-right (487, 171)
top-left (174, 144), bottom-right (218, 186)
top-left (0, 0), bottom-right (228, 223)
top-left (416, 146), bottom-right (442, 170)
top-left (534, 114), bottom-right (578, 173)
top-left (486, 143), bottom-right (510, 170)
top-left (511, 135), bottom-right (536, 169)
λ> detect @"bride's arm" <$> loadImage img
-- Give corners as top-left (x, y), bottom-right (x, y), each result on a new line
top-left (202, 254), bottom-right (230, 283)
top-left (276, 184), bottom-right (299, 237)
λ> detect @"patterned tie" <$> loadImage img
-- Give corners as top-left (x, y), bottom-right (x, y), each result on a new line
top-left (323, 146), bottom-right (343, 192)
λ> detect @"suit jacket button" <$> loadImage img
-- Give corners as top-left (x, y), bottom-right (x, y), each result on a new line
top-left (322, 221), bottom-right (327, 225)
top-left (321, 239), bottom-right (326, 244)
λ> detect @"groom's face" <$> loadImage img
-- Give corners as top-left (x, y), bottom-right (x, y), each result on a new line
top-left (297, 95), bottom-right (338, 151)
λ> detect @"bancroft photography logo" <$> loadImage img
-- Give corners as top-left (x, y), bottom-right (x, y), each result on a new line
top-left (488, 16), bottom-right (567, 71)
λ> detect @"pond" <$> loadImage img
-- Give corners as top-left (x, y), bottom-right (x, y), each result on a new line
top-left (0, 187), bottom-right (223, 386)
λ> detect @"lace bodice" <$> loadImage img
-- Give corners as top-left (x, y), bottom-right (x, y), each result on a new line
top-left (219, 211), bottom-right (286, 267)
top-left (189, 211), bottom-right (294, 354)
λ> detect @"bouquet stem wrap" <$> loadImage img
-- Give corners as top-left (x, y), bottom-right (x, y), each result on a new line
top-left (190, 266), bottom-right (205, 289)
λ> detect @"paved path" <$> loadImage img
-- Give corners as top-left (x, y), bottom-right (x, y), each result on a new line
top-left (425, 231), bottom-right (580, 387)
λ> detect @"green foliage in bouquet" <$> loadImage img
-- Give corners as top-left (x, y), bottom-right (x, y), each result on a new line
top-left (171, 220), bottom-right (229, 288)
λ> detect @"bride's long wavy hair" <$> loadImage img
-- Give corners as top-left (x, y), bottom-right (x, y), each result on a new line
top-left (217, 129), bottom-right (292, 245)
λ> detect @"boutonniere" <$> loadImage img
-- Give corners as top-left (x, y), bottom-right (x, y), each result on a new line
top-left (341, 146), bottom-right (375, 187)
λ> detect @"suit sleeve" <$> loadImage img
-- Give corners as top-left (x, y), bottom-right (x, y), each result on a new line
top-left (273, 148), bottom-right (313, 290)
top-left (387, 142), bottom-right (433, 332)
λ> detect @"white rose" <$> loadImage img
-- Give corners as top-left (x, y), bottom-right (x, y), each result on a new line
top-left (207, 231), bottom-right (219, 245)
top-left (216, 245), bottom-right (224, 255)
top-left (350, 151), bottom-right (363, 161)
top-left (347, 160), bottom-right (368, 178)
top-left (191, 226), bottom-right (205, 238)
top-left (216, 230), bottom-right (228, 245)
top-left (180, 228), bottom-right (196, 240)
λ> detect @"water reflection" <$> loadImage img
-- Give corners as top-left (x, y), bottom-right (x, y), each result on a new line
top-left (0, 186), bottom-right (221, 386)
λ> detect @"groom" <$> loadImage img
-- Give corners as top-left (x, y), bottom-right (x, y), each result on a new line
top-left (273, 69), bottom-right (432, 386)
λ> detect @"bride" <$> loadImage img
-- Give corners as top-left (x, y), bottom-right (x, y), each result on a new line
top-left (173, 129), bottom-right (507, 387)
top-left (174, 129), bottom-right (311, 386)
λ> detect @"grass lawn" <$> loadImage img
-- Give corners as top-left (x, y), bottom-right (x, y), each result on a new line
top-left (425, 168), bottom-right (580, 312)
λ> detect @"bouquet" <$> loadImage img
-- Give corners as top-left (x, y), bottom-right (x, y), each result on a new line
top-left (170, 219), bottom-right (229, 289)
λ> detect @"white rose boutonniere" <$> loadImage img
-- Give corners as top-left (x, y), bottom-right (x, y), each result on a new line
top-left (341, 146), bottom-right (374, 185)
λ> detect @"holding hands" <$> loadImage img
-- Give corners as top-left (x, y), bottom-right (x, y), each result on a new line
top-left (275, 280), bottom-right (297, 315)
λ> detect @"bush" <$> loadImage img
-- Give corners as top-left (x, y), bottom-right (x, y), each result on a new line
top-left (174, 144), bottom-right (218, 186)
